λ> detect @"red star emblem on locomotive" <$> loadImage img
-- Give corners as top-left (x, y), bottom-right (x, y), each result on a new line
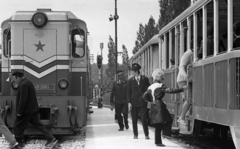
top-left (35, 41), bottom-right (45, 52)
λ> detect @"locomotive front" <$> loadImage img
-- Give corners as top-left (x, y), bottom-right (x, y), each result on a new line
top-left (0, 9), bottom-right (89, 135)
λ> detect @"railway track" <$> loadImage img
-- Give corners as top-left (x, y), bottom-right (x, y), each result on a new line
top-left (0, 129), bottom-right (86, 149)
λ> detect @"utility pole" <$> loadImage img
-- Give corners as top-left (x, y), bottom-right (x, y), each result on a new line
top-left (100, 43), bottom-right (103, 90)
top-left (109, 0), bottom-right (119, 80)
top-left (114, 0), bottom-right (118, 80)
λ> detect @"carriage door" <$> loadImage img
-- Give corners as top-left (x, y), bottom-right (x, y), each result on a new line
top-left (23, 29), bottom-right (57, 94)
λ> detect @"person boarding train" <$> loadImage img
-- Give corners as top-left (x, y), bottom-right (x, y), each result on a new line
top-left (143, 69), bottom-right (187, 147)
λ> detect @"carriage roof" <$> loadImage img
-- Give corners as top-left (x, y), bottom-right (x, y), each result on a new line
top-left (132, 34), bottom-right (158, 59)
top-left (159, 0), bottom-right (210, 35)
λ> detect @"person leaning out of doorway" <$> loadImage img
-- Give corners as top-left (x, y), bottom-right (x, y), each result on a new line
top-left (143, 69), bottom-right (187, 147)
top-left (110, 70), bottom-right (129, 131)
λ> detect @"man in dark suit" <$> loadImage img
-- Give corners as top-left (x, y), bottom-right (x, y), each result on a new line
top-left (127, 63), bottom-right (150, 139)
top-left (11, 71), bottom-right (57, 148)
top-left (110, 70), bottom-right (129, 131)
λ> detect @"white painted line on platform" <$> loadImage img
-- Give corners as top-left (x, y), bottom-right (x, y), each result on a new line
top-left (86, 123), bottom-right (118, 127)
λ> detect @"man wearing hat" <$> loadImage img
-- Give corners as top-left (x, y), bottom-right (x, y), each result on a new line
top-left (10, 71), bottom-right (58, 148)
top-left (110, 70), bottom-right (129, 131)
top-left (127, 63), bottom-right (150, 139)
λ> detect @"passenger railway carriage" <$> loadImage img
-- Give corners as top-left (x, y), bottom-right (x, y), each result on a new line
top-left (130, 0), bottom-right (240, 148)
top-left (0, 9), bottom-right (90, 135)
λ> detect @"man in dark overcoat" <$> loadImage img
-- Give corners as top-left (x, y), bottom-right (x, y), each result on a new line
top-left (127, 63), bottom-right (150, 139)
top-left (110, 70), bottom-right (129, 131)
top-left (11, 71), bottom-right (57, 148)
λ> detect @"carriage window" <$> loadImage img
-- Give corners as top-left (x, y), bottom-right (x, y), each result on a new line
top-left (176, 25), bottom-right (180, 65)
top-left (170, 28), bottom-right (175, 67)
top-left (3, 29), bottom-right (11, 58)
top-left (160, 36), bottom-right (164, 69)
top-left (206, 1), bottom-right (214, 57)
top-left (197, 9), bottom-right (203, 59)
top-left (71, 28), bottom-right (85, 58)
top-left (233, 0), bottom-right (240, 49)
top-left (190, 15), bottom-right (194, 47)
top-left (166, 32), bottom-right (169, 68)
top-left (219, 0), bottom-right (228, 52)
top-left (183, 20), bottom-right (188, 52)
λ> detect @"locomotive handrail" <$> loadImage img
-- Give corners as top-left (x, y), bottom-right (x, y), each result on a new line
top-left (0, 107), bottom-right (4, 119)
top-left (69, 32), bottom-right (73, 78)
top-left (73, 106), bottom-right (78, 127)
top-left (3, 105), bottom-right (10, 127)
top-left (80, 77), bottom-right (82, 96)
top-left (67, 100), bottom-right (80, 134)
top-left (7, 39), bottom-right (11, 72)
top-left (51, 107), bottom-right (58, 126)
top-left (68, 105), bottom-right (74, 127)
top-left (0, 103), bottom-right (11, 127)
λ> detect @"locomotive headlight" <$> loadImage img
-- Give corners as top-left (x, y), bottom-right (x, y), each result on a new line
top-left (58, 79), bottom-right (69, 89)
top-left (11, 81), bottom-right (18, 90)
top-left (31, 12), bottom-right (48, 28)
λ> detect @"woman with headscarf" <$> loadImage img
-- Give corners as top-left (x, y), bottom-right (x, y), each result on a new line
top-left (143, 69), bottom-right (187, 147)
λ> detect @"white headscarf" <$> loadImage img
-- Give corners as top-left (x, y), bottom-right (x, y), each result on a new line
top-left (147, 69), bottom-right (165, 103)
top-left (152, 69), bottom-right (164, 81)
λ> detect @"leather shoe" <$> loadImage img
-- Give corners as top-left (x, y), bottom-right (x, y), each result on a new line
top-left (125, 125), bottom-right (129, 129)
top-left (133, 136), bottom-right (138, 139)
top-left (156, 143), bottom-right (165, 147)
top-left (118, 128), bottom-right (124, 131)
top-left (145, 136), bottom-right (150, 139)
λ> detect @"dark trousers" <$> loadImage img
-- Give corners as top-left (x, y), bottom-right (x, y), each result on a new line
top-left (155, 120), bottom-right (173, 144)
top-left (14, 112), bottom-right (54, 143)
top-left (115, 103), bottom-right (128, 129)
top-left (131, 106), bottom-right (149, 137)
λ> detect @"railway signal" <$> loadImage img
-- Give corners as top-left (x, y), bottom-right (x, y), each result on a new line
top-left (97, 55), bottom-right (102, 69)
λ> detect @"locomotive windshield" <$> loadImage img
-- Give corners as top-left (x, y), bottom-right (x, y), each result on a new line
top-left (72, 28), bottom-right (85, 58)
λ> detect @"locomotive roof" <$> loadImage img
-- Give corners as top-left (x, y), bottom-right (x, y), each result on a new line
top-left (1, 9), bottom-right (86, 28)
top-left (11, 9), bottom-right (79, 21)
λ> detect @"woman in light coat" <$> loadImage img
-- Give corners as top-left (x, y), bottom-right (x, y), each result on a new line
top-left (143, 69), bottom-right (187, 147)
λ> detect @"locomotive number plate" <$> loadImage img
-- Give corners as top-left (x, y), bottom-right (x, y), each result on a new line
top-left (34, 84), bottom-right (55, 90)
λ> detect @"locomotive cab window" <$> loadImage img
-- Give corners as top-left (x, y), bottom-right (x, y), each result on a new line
top-left (3, 29), bottom-right (11, 58)
top-left (71, 28), bottom-right (85, 58)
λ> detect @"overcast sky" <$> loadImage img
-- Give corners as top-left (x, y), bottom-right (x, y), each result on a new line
top-left (0, 0), bottom-right (160, 64)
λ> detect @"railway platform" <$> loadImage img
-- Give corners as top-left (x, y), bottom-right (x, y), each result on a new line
top-left (85, 106), bottom-right (192, 149)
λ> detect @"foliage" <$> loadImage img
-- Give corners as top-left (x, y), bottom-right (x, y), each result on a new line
top-left (158, 0), bottom-right (191, 30)
top-left (106, 35), bottom-right (117, 81)
top-left (119, 44), bottom-right (129, 78)
top-left (132, 16), bottom-right (159, 54)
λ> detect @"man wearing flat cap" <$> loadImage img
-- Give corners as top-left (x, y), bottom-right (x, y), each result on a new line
top-left (127, 63), bottom-right (150, 139)
top-left (10, 71), bottom-right (58, 148)
top-left (110, 70), bottom-right (129, 131)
